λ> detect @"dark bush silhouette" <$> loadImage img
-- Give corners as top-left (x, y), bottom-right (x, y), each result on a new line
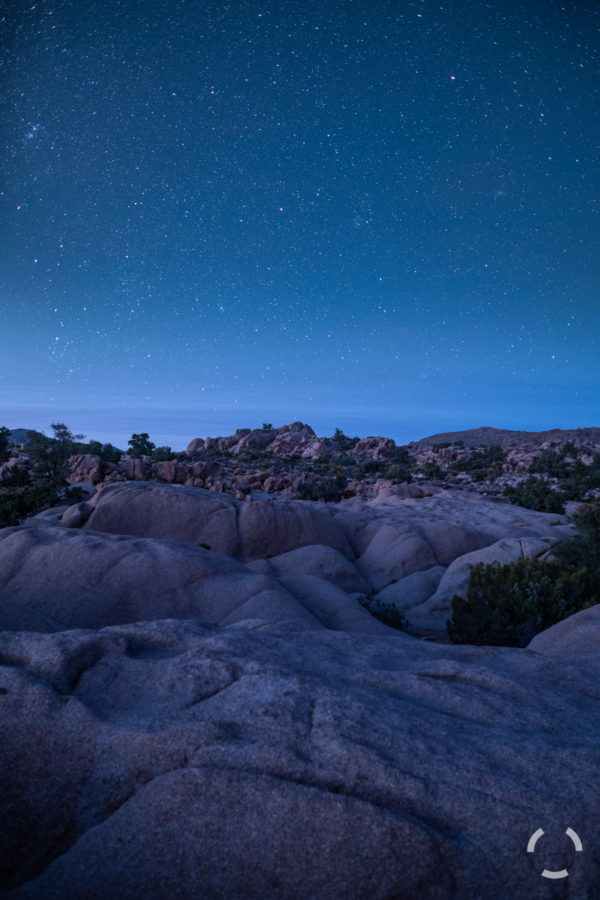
top-left (25, 423), bottom-right (85, 487)
top-left (385, 464), bottom-right (412, 483)
top-left (0, 426), bottom-right (11, 463)
top-left (152, 446), bottom-right (174, 462)
top-left (504, 476), bottom-right (566, 514)
top-left (357, 595), bottom-right (411, 631)
top-left (528, 448), bottom-right (571, 479)
top-left (75, 439), bottom-right (122, 464)
top-left (446, 557), bottom-right (598, 647)
top-left (553, 502), bottom-right (600, 588)
top-left (298, 475), bottom-right (347, 502)
top-left (128, 433), bottom-right (156, 458)
top-left (452, 444), bottom-right (505, 477)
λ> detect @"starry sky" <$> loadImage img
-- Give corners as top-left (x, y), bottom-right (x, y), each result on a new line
top-left (1, 0), bottom-right (599, 449)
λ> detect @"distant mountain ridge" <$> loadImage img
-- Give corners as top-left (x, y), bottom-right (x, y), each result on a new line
top-left (413, 425), bottom-right (600, 449)
top-left (7, 424), bottom-right (600, 452)
top-left (7, 429), bottom-right (34, 446)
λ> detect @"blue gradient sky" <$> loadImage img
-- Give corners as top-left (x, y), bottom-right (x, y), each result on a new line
top-left (1, 0), bottom-right (599, 449)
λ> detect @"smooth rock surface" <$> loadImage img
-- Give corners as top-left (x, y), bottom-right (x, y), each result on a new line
top-left (0, 524), bottom-right (312, 631)
top-left (375, 566), bottom-right (446, 614)
top-left (278, 574), bottom-right (401, 635)
top-left (1, 620), bottom-right (599, 899)
top-left (0, 598), bottom-right (63, 633)
top-left (76, 482), bottom-right (354, 562)
top-left (256, 544), bottom-right (372, 594)
top-left (527, 604), bottom-right (600, 657)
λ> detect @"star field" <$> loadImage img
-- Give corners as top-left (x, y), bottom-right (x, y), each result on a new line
top-left (1, 0), bottom-right (599, 447)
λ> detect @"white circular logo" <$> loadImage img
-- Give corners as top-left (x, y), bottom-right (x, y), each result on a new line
top-left (527, 827), bottom-right (583, 879)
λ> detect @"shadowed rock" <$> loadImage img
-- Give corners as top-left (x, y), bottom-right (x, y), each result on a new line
top-left (1, 621), bottom-right (599, 898)
top-left (0, 524), bottom-right (314, 630)
top-left (73, 482), bottom-right (354, 562)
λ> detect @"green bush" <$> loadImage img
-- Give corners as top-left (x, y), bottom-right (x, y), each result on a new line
top-left (25, 423), bottom-right (85, 487)
top-left (395, 447), bottom-right (410, 466)
top-left (385, 464), bottom-right (412, 483)
top-left (560, 457), bottom-right (600, 503)
top-left (128, 433), bottom-right (156, 458)
top-left (333, 428), bottom-right (360, 450)
top-left (0, 426), bottom-right (11, 463)
top-left (529, 448), bottom-right (571, 479)
top-left (357, 595), bottom-right (411, 631)
top-left (452, 444), bottom-right (505, 474)
top-left (75, 440), bottom-right (123, 464)
top-left (354, 459), bottom-right (386, 478)
top-left (446, 558), bottom-right (598, 647)
top-left (0, 476), bottom-right (59, 528)
top-left (152, 446), bottom-right (174, 462)
top-left (417, 462), bottom-right (446, 480)
top-left (432, 441), bottom-right (451, 452)
top-left (298, 476), bottom-right (347, 502)
top-left (504, 476), bottom-right (566, 514)
top-left (553, 502), bottom-right (600, 585)
top-left (526, 445), bottom-right (600, 503)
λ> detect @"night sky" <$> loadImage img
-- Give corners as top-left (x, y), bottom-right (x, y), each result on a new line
top-left (1, 0), bottom-right (599, 449)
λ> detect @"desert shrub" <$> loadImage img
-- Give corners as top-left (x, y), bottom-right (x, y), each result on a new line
top-left (417, 462), bottom-right (446, 480)
top-left (504, 476), bottom-right (566, 514)
top-left (298, 476), bottom-right (347, 502)
top-left (354, 459), bottom-right (386, 478)
top-left (0, 426), bottom-right (12, 463)
top-left (470, 467), bottom-right (491, 482)
top-left (128, 433), bottom-right (156, 458)
top-left (395, 447), bottom-right (411, 466)
top-left (552, 502), bottom-right (600, 586)
top-left (100, 443), bottom-right (122, 464)
top-left (432, 441), bottom-right (451, 452)
top-left (446, 558), bottom-right (598, 647)
top-left (452, 444), bottom-right (505, 474)
top-left (529, 448), bottom-right (571, 479)
top-left (333, 428), bottom-right (360, 450)
top-left (328, 464), bottom-right (346, 476)
top-left (385, 464), bottom-right (412, 483)
top-left (262, 423), bottom-right (273, 432)
top-left (25, 423), bottom-right (85, 487)
top-left (527, 446), bottom-right (600, 503)
top-left (357, 595), bottom-right (411, 631)
top-left (0, 475), bottom-right (59, 528)
top-left (152, 446), bottom-right (173, 462)
top-left (76, 440), bottom-right (122, 464)
top-left (559, 457), bottom-right (600, 503)
top-left (237, 448), bottom-right (272, 462)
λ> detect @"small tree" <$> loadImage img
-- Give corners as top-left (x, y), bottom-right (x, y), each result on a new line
top-left (25, 423), bottom-right (85, 487)
top-left (152, 446), bottom-right (173, 462)
top-left (128, 433), bottom-right (156, 458)
top-left (0, 426), bottom-right (11, 463)
top-left (262, 423), bottom-right (273, 432)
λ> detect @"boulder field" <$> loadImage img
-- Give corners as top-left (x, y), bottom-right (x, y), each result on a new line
top-left (2, 481), bottom-right (600, 898)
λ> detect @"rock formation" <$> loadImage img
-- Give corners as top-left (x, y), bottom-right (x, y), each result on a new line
top-left (2, 424), bottom-right (600, 898)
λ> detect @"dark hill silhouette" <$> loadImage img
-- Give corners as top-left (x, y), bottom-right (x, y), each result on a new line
top-left (413, 425), bottom-right (600, 448)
